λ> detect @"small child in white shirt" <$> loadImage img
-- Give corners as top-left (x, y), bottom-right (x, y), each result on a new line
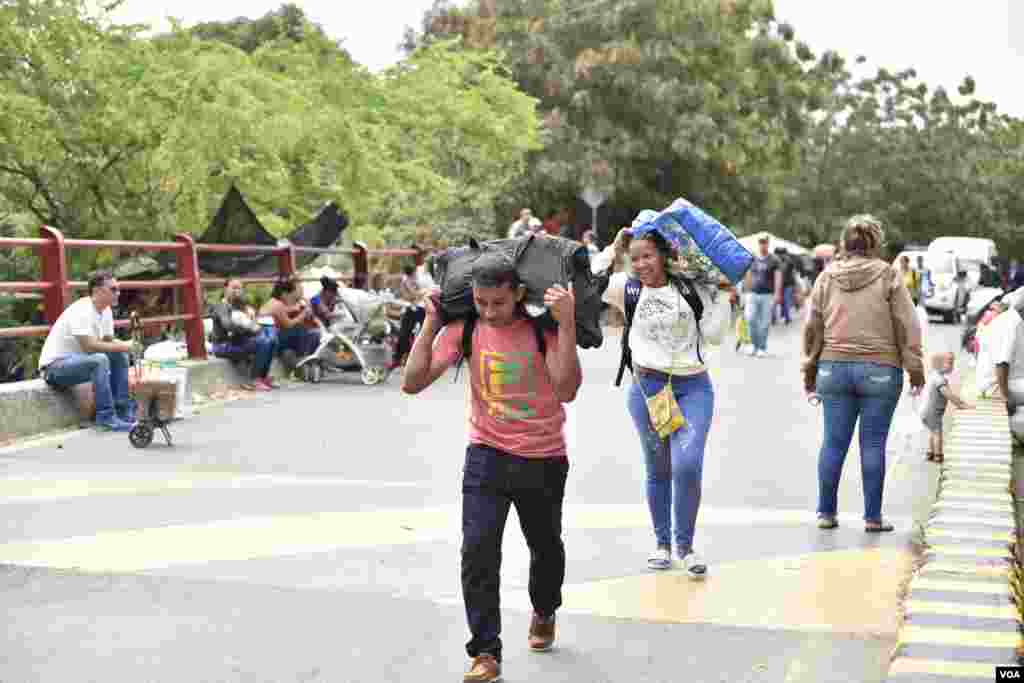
top-left (922, 352), bottom-right (972, 463)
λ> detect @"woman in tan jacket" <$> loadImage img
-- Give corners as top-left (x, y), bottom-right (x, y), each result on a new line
top-left (802, 215), bottom-right (925, 532)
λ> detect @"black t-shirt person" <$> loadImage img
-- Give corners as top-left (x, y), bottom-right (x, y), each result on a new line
top-left (749, 254), bottom-right (781, 294)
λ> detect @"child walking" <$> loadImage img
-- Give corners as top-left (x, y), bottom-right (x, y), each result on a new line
top-left (922, 352), bottom-right (973, 463)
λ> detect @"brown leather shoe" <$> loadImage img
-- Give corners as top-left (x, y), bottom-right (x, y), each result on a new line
top-left (464, 654), bottom-right (501, 682)
top-left (528, 612), bottom-right (556, 652)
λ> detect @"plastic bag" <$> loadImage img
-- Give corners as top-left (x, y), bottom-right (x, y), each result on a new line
top-left (143, 340), bottom-right (187, 362)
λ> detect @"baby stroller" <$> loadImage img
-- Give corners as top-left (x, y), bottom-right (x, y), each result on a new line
top-left (295, 288), bottom-right (407, 385)
top-left (127, 313), bottom-right (178, 449)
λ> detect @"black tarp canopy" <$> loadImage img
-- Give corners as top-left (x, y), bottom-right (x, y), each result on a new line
top-left (154, 185), bottom-right (349, 277)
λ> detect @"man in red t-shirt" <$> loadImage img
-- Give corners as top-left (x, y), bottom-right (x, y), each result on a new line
top-left (402, 253), bottom-right (581, 683)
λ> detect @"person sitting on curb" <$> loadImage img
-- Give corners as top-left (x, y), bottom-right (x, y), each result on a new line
top-left (310, 276), bottom-right (344, 328)
top-left (390, 264), bottom-right (427, 370)
top-left (402, 253), bottom-right (581, 683)
top-left (38, 270), bottom-right (138, 432)
top-left (210, 279), bottom-right (276, 392)
top-left (259, 276), bottom-right (320, 375)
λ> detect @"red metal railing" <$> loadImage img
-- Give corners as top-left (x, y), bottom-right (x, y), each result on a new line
top-left (0, 226), bottom-right (423, 361)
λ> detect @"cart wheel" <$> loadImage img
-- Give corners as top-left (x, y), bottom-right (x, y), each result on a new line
top-left (361, 367), bottom-right (384, 385)
top-left (310, 363), bottom-right (323, 384)
top-left (129, 423), bottom-right (154, 449)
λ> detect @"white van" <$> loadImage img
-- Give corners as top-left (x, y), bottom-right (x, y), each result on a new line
top-left (927, 236), bottom-right (998, 289)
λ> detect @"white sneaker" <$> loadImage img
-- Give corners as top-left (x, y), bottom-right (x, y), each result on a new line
top-left (748, 347), bottom-right (758, 357)
top-left (680, 551), bottom-right (708, 580)
top-left (756, 350), bottom-right (769, 358)
top-left (647, 547), bottom-right (672, 571)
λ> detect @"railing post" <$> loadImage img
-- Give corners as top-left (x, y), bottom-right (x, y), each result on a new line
top-left (174, 234), bottom-right (207, 360)
top-left (277, 240), bottom-right (296, 279)
top-left (39, 225), bottom-right (69, 324)
top-left (352, 241), bottom-right (368, 290)
top-left (413, 244), bottom-right (424, 267)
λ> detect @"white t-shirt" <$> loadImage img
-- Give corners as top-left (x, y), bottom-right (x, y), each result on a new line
top-left (592, 247), bottom-right (728, 375)
top-left (976, 307), bottom-right (1024, 394)
top-left (38, 297), bottom-right (115, 368)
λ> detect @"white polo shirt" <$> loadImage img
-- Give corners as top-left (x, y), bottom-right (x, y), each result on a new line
top-left (38, 297), bottom-right (115, 368)
top-left (976, 307), bottom-right (1024, 395)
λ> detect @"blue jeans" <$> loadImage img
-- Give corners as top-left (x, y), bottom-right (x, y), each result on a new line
top-left (781, 285), bottom-right (795, 323)
top-left (746, 293), bottom-right (773, 352)
top-left (461, 445), bottom-right (569, 662)
top-left (627, 371), bottom-right (715, 553)
top-left (212, 334), bottom-right (275, 380)
top-left (273, 327), bottom-right (320, 358)
top-left (815, 361), bottom-right (903, 522)
top-left (44, 352), bottom-right (132, 422)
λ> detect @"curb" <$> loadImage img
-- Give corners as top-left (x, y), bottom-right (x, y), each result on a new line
top-left (888, 399), bottom-right (1020, 682)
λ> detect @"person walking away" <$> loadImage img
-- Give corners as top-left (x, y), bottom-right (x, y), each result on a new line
top-left (922, 352), bottom-right (973, 463)
top-left (744, 235), bottom-right (782, 357)
top-left (802, 215), bottom-right (925, 532)
top-left (899, 255), bottom-right (921, 306)
top-left (591, 207), bottom-right (731, 576)
top-left (401, 253), bottom-right (581, 683)
top-left (210, 279), bottom-right (276, 391)
top-left (776, 247), bottom-right (797, 324)
top-left (916, 254), bottom-right (933, 302)
top-left (38, 271), bottom-right (139, 432)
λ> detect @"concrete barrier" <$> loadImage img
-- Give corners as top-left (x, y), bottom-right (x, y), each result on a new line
top-left (887, 398), bottom-right (1019, 681)
top-left (0, 357), bottom-right (289, 444)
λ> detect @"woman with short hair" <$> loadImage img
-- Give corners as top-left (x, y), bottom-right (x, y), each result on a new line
top-left (802, 215), bottom-right (925, 533)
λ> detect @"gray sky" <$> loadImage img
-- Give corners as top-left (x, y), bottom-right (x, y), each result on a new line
top-left (110, 0), bottom-right (1024, 118)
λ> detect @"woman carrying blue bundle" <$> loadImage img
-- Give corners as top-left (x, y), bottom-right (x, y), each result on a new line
top-left (591, 198), bottom-right (751, 577)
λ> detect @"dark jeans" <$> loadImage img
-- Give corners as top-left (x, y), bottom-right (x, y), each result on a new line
top-left (394, 306), bottom-right (425, 361)
top-left (275, 326), bottom-right (320, 358)
top-left (44, 352), bottom-right (132, 422)
top-left (816, 361), bottom-right (903, 522)
top-left (212, 334), bottom-right (275, 380)
top-left (462, 444), bottom-right (569, 662)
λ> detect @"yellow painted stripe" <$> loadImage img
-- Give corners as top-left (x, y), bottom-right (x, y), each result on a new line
top-left (911, 578), bottom-right (1011, 595)
top-left (930, 515), bottom-right (1015, 529)
top-left (942, 469), bottom-right (1011, 478)
top-left (888, 657), bottom-right (997, 679)
top-left (939, 491), bottom-right (1013, 502)
top-left (927, 527), bottom-right (1012, 542)
top-left (933, 501), bottom-right (1014, 513)
top-left (928, 545), bottom-right (1012, 558)
top-left (899, 625), bottom-right (1019, 648)
top-left (918, 564), bottom-right (1009, 580)
top-left (904, 600), bottom-right (1016, 620)
top-left (941, 482), bottom-right (1011, 494)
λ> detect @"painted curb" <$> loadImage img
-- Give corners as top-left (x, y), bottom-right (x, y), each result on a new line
top-left (888, 398), bottom-right (1020, 682)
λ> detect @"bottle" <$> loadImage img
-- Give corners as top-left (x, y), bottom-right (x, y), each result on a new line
top-left (655, 198), bottom-right (754, 284)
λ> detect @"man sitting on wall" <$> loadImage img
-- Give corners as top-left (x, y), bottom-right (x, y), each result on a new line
top-left (38, 270), bottom-right (138, 432)
top-left (209, 279), bottom-right (276, 392)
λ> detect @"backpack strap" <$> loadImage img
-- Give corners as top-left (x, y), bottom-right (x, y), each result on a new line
top-left (615, 278), bottom-right (643, 386)
top-left (616, 276), bottom-right (706, 386)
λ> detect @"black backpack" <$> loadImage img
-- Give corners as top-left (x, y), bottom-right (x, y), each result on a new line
top-left (454, 313), bottom-right (549, 380)
top-left (615, 276), bottom-right (704, 387)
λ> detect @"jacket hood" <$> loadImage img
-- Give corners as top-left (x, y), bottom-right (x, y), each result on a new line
top-left (824, 256), bottom-right (890, 292)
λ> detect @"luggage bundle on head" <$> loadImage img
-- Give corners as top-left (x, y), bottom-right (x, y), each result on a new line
top-left (432, 233), bottom-right (606, 349)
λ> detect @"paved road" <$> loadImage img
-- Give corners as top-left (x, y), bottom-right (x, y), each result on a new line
top-left (0, 320), bottom-right (961, 682)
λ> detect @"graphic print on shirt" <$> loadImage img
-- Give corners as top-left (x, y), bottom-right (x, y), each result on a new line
top-left (479, 350), bottom-right (539, 421)
top-left (635, 293), bottom-right (692, 353)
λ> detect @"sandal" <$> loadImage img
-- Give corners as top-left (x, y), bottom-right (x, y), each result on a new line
top-left (817, 516), bottom-right (838, 529)
top-left (932, 452), bottom-right (944, 463)
top-left (865, 521), bottom-right (895, 533)
top-left (925, 452), bottom-right (937, 462)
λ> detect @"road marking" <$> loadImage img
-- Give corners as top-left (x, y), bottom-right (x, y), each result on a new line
top-left (927, 527), bottom-right (1012, 542)
top-left (0, 472), bottom-right (430, 503)
top-left (910, 579), bottom-right (1011, 595)
top-left (0, 504), bottom-right (909, 572)
top-left (887, 657), bottom-right (996, 679)
top-left (899, 625), bottom-right (1018, 648)
top-left (904, 601), bottom-right (1016, 620)
top-left (494, 548), bottom-right (912, 636)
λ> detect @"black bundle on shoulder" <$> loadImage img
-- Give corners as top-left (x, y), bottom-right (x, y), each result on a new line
top-left (432, 233), bottom-right (606, 349)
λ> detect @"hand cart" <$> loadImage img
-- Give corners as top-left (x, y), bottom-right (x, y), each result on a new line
top-left (127, 313), bottom-right (177, 449)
